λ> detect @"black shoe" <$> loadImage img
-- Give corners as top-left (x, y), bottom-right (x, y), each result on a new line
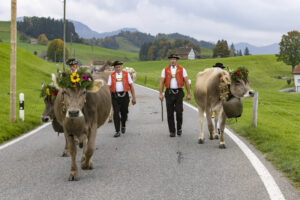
top-left (177, 129), bottom-right (182, 136)
top-left (114, 132), bottom-right (120, 137)
top-left (121, 127), bottom-right (126, 134)
top-left (170, 132), bottom-right (176, 137)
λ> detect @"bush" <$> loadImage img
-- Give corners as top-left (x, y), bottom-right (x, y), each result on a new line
top-left (38, 34), bottom-right (48, 45)
top-left (287, 79), bottom-right (292, 85)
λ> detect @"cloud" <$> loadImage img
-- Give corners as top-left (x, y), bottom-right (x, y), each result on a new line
top-left (0, 0), bottom-right (299, 45)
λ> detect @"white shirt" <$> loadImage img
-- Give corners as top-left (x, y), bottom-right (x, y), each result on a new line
top-left (107, 71), bottom-right (133, 92)
top-left (161, 65), bottom-right (188, 89)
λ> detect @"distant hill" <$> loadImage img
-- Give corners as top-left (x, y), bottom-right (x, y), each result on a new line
top-left (156, 33), bottom-right (215, 49)
top-left (71, 20), bottom-right (138, 39)
top-left (234, 42), bottom-right (279, 55)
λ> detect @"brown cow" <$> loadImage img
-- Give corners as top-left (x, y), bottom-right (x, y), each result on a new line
top-left (194, 67), bottom-right (254, 148)
top-left (54, 81), bottom-right (111, 180)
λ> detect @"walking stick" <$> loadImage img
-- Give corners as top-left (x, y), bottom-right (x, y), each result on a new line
top-left (161, 100), bottom-right (164, 122)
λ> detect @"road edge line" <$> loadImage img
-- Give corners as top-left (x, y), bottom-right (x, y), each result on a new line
top-left (0, 122), bottom-right (51, 151)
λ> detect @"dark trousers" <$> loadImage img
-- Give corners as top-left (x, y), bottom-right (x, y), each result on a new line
top-left (165, 88), bottom-right (184, 133)
top-left (111, 92), bottom-right (130, 132)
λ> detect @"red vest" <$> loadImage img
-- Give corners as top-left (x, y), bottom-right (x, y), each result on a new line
top-left (164, 65), bottom-right (184, 88)
top-left (110, 70), bottom-right (131, 92)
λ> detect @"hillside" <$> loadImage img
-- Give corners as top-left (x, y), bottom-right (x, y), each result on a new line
top-left (128, 55), bottom-right (300, 190)
top-left (0, 21), bottom-right (139, 64)
top-left (0, 43), bottom-right (57, 143)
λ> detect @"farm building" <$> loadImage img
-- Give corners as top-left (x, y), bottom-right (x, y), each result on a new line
top-left (176, 47), bottom-right (200, 60)
top-left (292, 64), bottom-right (300, 93)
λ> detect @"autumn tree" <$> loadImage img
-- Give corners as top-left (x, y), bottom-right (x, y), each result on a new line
top-left (276, 30), bottom-right (300, 72)
top-left (38, 33), bottom-right (48, 45)
top-left (47, 39), bottom-right (69, 62)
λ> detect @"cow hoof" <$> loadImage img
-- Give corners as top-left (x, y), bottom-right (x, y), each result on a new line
top-left (198, 138), bottom-right (204, 144)
top-left (81, 156), bottom-right (86, 162)
top-left (219, 143), bottom-right (226, 149)
top-left (61, 152), bottom-right (69, 157)
top-left (81, 162), bottom-right (93, 170)
top-left (108, 119), bottom-right (113, 123)
top-left (214, 135), bottom-right (219, 139)
top-left (68, 175), bottom-right (79, 181)
top-left (79, 142), bottom-right (83, 148)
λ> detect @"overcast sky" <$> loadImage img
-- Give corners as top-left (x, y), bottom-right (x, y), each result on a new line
top-left (1, 0), bottom-right (300, 46)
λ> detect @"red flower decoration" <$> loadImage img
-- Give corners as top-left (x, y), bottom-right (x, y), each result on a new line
top-left (53, 90), bottom-right (58, 96)
top-left (235, 72), bottom-right (241, 76)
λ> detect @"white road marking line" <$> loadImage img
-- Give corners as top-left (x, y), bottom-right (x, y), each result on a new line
top-left (136, 84), bottom-right (285, 200)
top-left (0, 122), bottom-right (51, 151)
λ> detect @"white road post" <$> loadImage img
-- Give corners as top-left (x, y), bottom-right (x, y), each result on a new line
top-left (19, 93), bottom-right (24, 121)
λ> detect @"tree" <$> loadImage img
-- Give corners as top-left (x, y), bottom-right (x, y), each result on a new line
top-left (229, 43), bottom-right (236, 57)
top-left (213, 40), bottom-right (230, 58)
top-left (244, 47), bottom-right (250, 55)
top-left (276, 30), bottom-right (300, 72)
top-left (20, 32), bottom-right (29, 42)
top-left (47, 39), bottom-right (69, 62)
top-left (38, 34), bottom-right (48, 45)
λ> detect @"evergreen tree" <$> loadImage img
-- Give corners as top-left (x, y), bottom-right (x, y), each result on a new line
top-left (229, 43), bottom-right (236, 57)
top-left (213, 40), bottom-right (230, 58)
top-left (244, 47), bottom-right (250, 55)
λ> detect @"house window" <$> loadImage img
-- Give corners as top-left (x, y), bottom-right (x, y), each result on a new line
top-left (298, 79), bottom-right (300, 84)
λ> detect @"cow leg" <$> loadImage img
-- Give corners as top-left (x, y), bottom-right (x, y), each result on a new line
top-left (213, 111), bottom-right (219, 140)
top-left (62, 132), bottom-right (69, 157)
top-left (205, 108), bottom-right (214, 140)
top-left (67, 135), bottom-right (78, 181)
top-left (219, 112), bottom-right (227, 149)
top-left (198, 107), bottom-right (205, 144)
top-left (80, 134), bottom-right (88, 162)
top-left (81, 126), bottom-right (97, 170)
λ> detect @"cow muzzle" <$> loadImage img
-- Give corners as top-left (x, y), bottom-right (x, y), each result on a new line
top-left (243, 90), bottom-right (255, 98)
top-left (66, 109), bottom-right (83, 118)
top-left (41, 116), bottom-right (50, 123)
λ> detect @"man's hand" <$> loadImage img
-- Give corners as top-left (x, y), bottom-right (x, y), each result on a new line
top-left (132, 97), bottom-right (136, 105)
top-left (159, 93), bottom-right (164, 101)
top-left (186, 93), bottom-right (191, 101)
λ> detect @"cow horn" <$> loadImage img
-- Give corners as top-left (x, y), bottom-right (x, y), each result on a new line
top-left (51, 73), bottom-right (60, 89)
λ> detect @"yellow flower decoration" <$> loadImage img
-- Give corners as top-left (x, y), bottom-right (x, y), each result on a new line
top-left (70, 72), bottom-right (80, 83)
top-left (46, 88), bottom-right (50, 95)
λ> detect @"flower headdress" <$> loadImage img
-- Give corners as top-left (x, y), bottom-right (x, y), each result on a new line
top-left (230, 66), bottom-right (249, 82)
top-left (40, 84), bottom-right (58, 100)
top-left (57, 68), bottom-right (93, 89)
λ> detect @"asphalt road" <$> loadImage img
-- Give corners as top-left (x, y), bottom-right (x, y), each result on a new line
top-left (0, 84), bottom-right (299, 200)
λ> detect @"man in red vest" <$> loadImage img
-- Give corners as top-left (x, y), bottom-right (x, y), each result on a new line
top-left (159, 54), bottom-right (191, 137)
top-left (108, 61), bottom-right (136, 137)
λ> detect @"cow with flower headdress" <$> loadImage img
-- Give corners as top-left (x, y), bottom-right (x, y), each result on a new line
top-left (194, 66), bottom-right (255, 148)
top-left (51, 68), bottom-right (111, 181)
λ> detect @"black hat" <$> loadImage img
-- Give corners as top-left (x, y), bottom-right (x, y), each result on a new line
top-left (112, 61), bottom-right (124, 66)
top-left (168, 54), bottom-right (180, 59)
top-left (213, 63), bottom-right (225, 69)
top-left (66, 58), bottom-right (78, 66)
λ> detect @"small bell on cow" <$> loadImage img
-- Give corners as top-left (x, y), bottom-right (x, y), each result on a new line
top-left (222, 97), bottom-right (243, 118)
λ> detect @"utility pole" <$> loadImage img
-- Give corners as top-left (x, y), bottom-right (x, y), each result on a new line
top-left (10, 0), bottom-right (17, 122)
top-left (70, 32), bottom-right (73, 58)
top-left (63, 0), bottom-right (66, 72)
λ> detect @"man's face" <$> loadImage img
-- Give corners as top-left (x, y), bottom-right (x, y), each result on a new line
top-left (114, 65), bottom-right (122, 73)
top-left (169, 58), bottom-right (177, 66)
top-left (70, 64), bottom-right (77, 72)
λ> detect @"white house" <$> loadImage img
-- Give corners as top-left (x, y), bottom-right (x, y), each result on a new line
top-left (292, 64), bottom-right (300, 93)
top-left (188, 48), bottom-right (195, 60)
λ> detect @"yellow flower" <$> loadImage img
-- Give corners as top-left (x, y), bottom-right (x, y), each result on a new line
top-left (46, 88), bottom-right (50, 96)
top-left (70, 73), bottom-right (80, 83)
